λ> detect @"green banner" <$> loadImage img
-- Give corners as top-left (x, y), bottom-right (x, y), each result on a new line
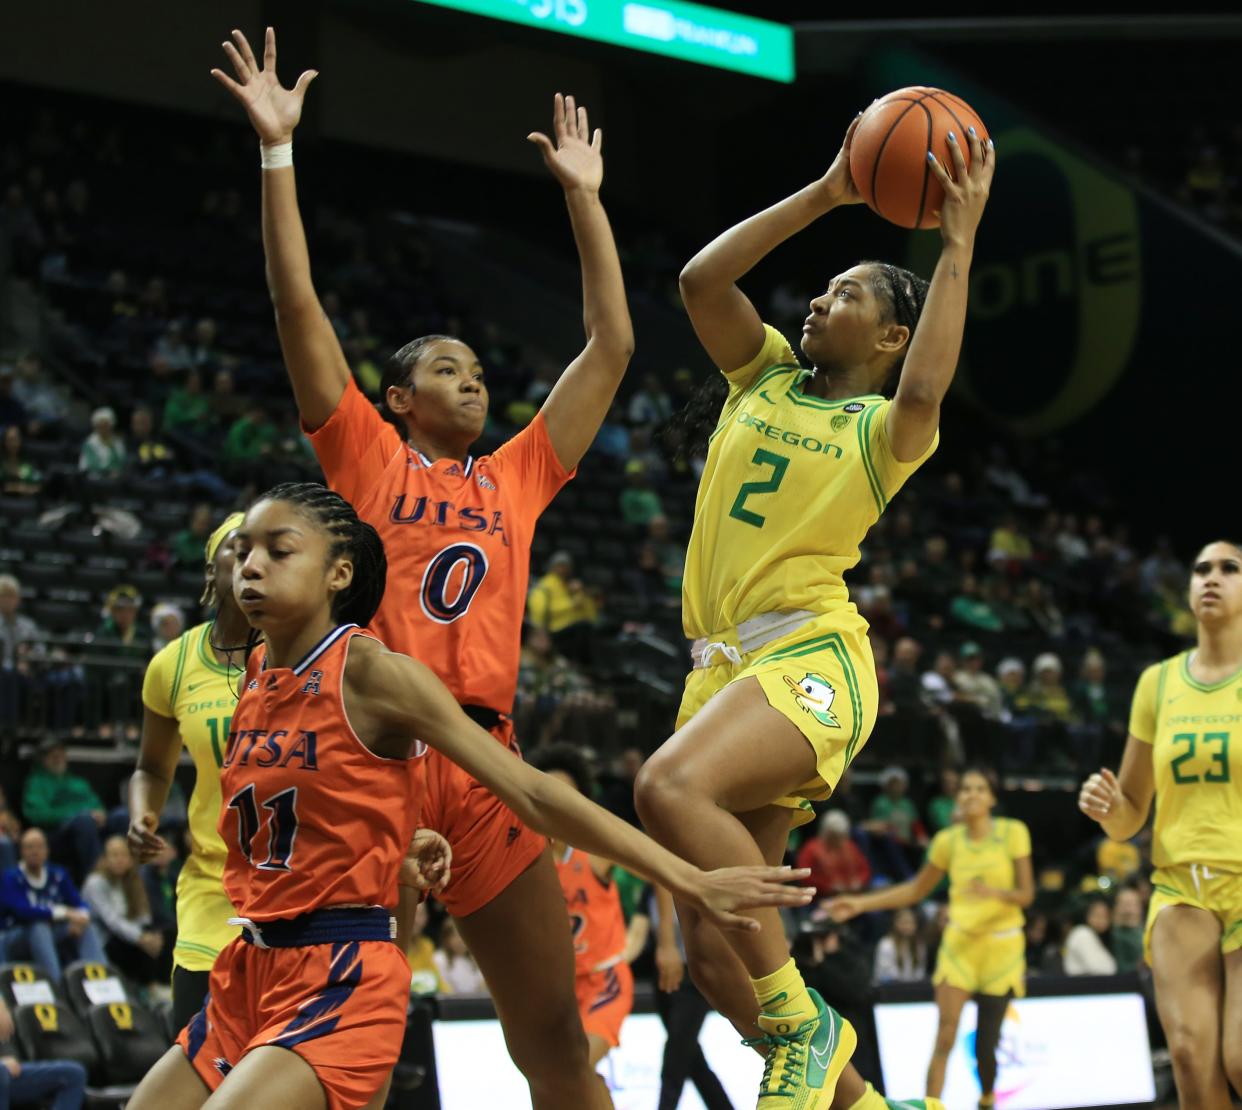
top-left (411, 0), bottom-right (794, 82)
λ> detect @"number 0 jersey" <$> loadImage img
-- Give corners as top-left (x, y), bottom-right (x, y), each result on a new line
top-left (307, 378), bottom-right (573, 714)
top-left (681, 324), bottom-right (937, 639)
top-left (220, 625), bottom-right (424, 921)
top-left (1130, 652), bottom-right (1242, 871)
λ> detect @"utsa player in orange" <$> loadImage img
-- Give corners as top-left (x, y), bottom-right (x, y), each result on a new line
top-left (212, 29), bottom-right (634, 1106)
top-left (127, 483), bottom-right (813, 1110)
top-left (635, 116), bottom-right (992, 1110)
top-left (529, 744), bottom-right (647, 1101)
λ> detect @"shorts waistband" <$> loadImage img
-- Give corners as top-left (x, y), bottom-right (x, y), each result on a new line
top-left (692, 609), bottom-right (816, 669)
top-left (229, 907), bottom-right (396, 949)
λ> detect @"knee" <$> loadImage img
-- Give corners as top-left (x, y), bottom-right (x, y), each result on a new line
top-left (1165, 1022), bottom-right (1213, 1080)
top-left (634, 748), bottom-right (693, 828)
top-left (504, 993), bottom-right (590, 1078)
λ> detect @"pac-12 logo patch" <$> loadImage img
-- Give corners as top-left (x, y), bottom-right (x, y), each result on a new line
top-left (830, 414), bottom-right (851, 432)
top-left (843, 402), bottom-right (865, 413)
top-left (784, 672), bottom-right (840, 728)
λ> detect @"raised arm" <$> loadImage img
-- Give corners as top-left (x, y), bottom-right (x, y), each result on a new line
top-left (351, 645), bottom-right (812, 931)
top-left (211, 27), bottom-right (350, 429)
top-left (530, 94), bottom-right (635, 471)
top-left (886, 128), bottom-right (995, 461)
top-left (823, 859), bottom-right (946, 922)
top-left (679, 117), bottom-right (863, 373)
top-left (1078, 733), bottom-right (1155, 842)
top-left (127, 707), bottom-right (183, 863)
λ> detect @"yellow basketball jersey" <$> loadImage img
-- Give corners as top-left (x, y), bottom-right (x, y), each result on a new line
top-left (928, 817), bottom-right (1031, 934)
top-left (142, 622), bottom-right (238, 887)
top-left (681, 324), bottom-right (937, 639)
top-left (1130, 652), bottom-right (1242, 870)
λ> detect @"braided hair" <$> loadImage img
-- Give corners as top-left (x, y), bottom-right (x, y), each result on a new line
top-left (379, 334), bottom-right (458, 431)
top-left (259, 482), bottom-right (388, 629)
top-left (859, 260), bottom-right (930, 393)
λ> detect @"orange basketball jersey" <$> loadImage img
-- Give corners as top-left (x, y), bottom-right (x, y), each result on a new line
top-left (220, 624), bottom-right (425, 922)
top-left (555, 846), bottom-right (628, 977)
top-left (307, 379), bottom-right (574, 712)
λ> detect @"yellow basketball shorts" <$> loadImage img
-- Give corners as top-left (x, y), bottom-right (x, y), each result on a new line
top-left (933, 924), bottom-right (1026, 998)
top-left (676, 612), bottom-right (878, 828)
top-left (172, 875), bottom-right (239, 974)
top-left (1145, 863), bottom-right (1242, 966)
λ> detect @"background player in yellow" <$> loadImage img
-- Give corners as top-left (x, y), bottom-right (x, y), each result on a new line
top-left (634, 114), bottom-right (994, 1110)
top-left (1080, 539), bottom-right (1242, 1107)
top-left (127, 513), bottom-right (246, 1030)
top-left (827, 768), bottom-right (1033, 1109)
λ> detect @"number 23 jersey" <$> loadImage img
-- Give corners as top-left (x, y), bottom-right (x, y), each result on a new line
top-left (681, 325), bottom-right (937, 640)
top-left (220, 625), bottom-right (425, 922)
top-left (1130, 652), bottom-right (1242, 871)
top-left (307, 378), bottom-right (573, 714)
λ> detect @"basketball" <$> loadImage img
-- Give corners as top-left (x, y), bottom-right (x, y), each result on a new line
top-left (849, 86), bottom-right (989, 230)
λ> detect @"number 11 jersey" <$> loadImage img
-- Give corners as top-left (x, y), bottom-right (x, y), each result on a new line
top-left (308, 378), bottom-right (573, 713)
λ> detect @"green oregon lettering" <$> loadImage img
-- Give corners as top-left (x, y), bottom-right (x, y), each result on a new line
top-left (728, 448), bottom-right (789, 528)
top-left (735, 411), bottom-right (843, 458)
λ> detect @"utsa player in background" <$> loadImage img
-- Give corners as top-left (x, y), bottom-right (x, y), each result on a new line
top-left (128, 512), bottom-right (245, 1029)
top-left (128, 482), bottom-right (814, 1110)
top-left (212, 29), bottom-right (633, 1107)
top-left (634, 114), bottom-right (994, 1110)
top-left (529, 744), bottom-right (650, 1102)
top-left (828, 768), bottom-right (1033, 1109)
top-left (1081, 540), bottom-right (1242, 1108)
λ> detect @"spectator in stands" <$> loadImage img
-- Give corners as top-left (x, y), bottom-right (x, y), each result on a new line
top-left (221, 403), bottom-right (278, 473)
top-left (949, 574), bottom-right (1004, 633)
top-left (955, 643), bottom-right (1004, 721)
top-left (987, 512), bottom-right (1033, 569)
top-left (0, 576), bottom-right (42, 734)
top-left (620, 459), bottom-right (664, 526)
top-left (1019, 653), bottom-right (1074, 725)
top-left (127, 405), bottom-right (176, 476)
top-left (9, 351), bottom-right (65, 435)
top-left (873, 907), bottom-right (928, 984)
top-left (513, 625), bottom-right (613, 747)
top-left (162, 368), bottom-right (211, 436)
top-left (859, 585), bottom-right (903, 644)
top-left (94, 585), bottom-right (146, 657)
top-left (171, 503), bottom-right (214, 567)
top-left (627, 372), bottom-right (673, 428)
top-left (0, 369), bottom-right (28, 435)
top-left (1063, 897), bottom-right (1117, 975)
top-left (925, 766), bottom-right (960, 833)
top-left (78, 406), bottom-right (125, 478)
top-left (0, 425), bottom-right (42, 496)
top-left (0, 788), bottom-right (20, 875)
top-left (921, 651), bottom-right (965, 764)
top-left (1111, 886), bottom-right (1145, 974)
top-left (1071, 648), bottom-right (1123, 772)
top-left (864, 767), bottom-right (925, 878)
top-left (90, 585), bottom-right (147, 731)
top-left (1017, 578), bottom-right (1065, 640)
top-left (152, 321), bottom-right (192, 372)
top-left (887, 636), bottom-right (925, 716)
top-left (208, 367), bottom-right (245, 426)
top-left (646, 516), bottom-right (685, 592)
top-left (795, 810), bottom-right (870, 900)
top-left (22, 738), bottom-right (105, 880)
top-left (434, 918), bottom-right (488, 995)
top-left (996, 657), bottom-right (1026, 719)
top-left (82, 836), bottom-right (170, 992)
top-left (0, 827), bottom-right (106, 978)
top-left (1024, 911), bottom-right (1052, 974)
top-left (526, 551), bottom-right (598, 660)
top-left (148, 604), bottom-right (183, 654)
top-left (0, 995), bottom-right (88, 1110)
top-left (190, 317), bottom-right (221, 370)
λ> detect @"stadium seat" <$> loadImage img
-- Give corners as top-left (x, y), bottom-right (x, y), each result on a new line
top-left (13, 1001), bottom-right (99, 1081)
top-left (0, 962), bottom-right (65, 1012)
top-left (86, 1001), bottom-right (168, 1082)
top-left (62, 960), bottom-right (136, 1021)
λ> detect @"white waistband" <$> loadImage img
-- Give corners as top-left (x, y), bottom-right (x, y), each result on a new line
top-left (691, 609), bottom-right (816, 670)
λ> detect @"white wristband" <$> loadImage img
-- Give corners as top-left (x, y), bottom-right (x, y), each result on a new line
top-left (261, 141), bottom-right (293, 170)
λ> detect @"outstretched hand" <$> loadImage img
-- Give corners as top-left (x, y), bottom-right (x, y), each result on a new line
top-left (528, 93), bottom-right (603, 194)
top-left (818, 114), bottom-right (865, 207)
top-left (687, 865), bottom-right (813, 932)
top-left (927, 126), bottom-right (995, 247)
top-left (210, 27), bottom-right (318, 147)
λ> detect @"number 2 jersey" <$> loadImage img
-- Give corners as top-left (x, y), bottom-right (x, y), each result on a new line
top-left (554, 845), bottom-right (628, 976)
top-left (220, 624), bottom-right (424, 922)
top-left (681, 324), bottom-right (937, 639)
top-left (307, 378), bottom-right (573, 713)
top-left (1130, 651), bottom-right (1242, 871)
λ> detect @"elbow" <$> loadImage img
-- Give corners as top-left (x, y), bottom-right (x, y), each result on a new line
top-left (678, 258), bottom-right (715, 297)
top-left (895, 381), bottom-right (942, 413)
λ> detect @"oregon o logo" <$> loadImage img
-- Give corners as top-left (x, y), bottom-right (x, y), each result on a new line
top-left (420, 543), bottom-right (489, 624)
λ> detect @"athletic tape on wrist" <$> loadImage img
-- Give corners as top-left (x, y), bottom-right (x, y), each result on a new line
top-left (261, 142), bottom-right (293, 170)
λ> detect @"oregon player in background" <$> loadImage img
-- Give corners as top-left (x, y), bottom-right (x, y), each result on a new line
top-left (1081, 540), bottom-right (1242, 1107)
top-left (634, 115), bottom-right (994, 1110)
top-left (828, 769), bottom-right (1033, 1109)
top-left (128, 512), bottom-right (245, 1029)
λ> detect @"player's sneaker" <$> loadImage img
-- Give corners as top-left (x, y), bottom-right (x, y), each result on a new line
top-left (885, 1100), bottom-right (946, 1109)
top-left (743, 988), bottom-right (856, 1108)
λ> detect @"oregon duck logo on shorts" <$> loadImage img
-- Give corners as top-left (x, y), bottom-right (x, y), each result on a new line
top-left (784, 672), bottom-right (840, 728)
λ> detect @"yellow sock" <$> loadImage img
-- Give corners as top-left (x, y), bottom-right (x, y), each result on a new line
top-left (845, 1081), bottom-right (887, 1110)
top-left (751, 957), bottom-right (817, 1032)
top-left (979, 1096), bottom-right (996, 1108)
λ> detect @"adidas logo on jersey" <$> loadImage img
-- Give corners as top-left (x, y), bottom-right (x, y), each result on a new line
top-left (477, 473), bottom-right (496, 491)
top-left (247, 679), bottom-right (260, 691)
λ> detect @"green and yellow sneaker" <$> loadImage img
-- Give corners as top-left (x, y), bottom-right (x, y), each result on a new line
top-left (885, 1099), bottom-right (946, 1109)
top-left (744, 988), bottom-right (857, 1108)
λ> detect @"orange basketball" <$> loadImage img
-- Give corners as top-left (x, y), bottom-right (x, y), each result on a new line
top-left (849, 87), bottom-right (989, 230)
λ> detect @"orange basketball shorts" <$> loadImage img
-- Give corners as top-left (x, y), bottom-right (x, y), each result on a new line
top-left (177, 935), bottom-right (409, 1110)
top-left (422, 717), bottom-right (546, 917)
top-left (576, 962), bottom-right (634, 1048)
